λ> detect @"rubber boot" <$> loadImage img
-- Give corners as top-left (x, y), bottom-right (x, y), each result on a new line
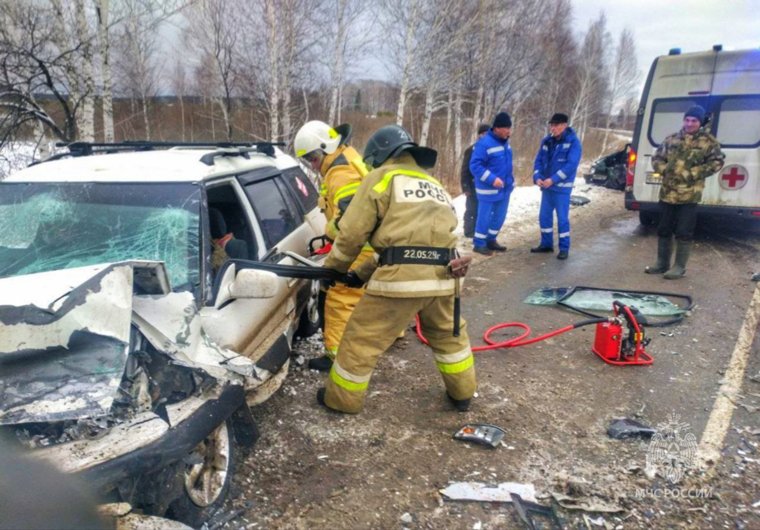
top-left (645, 237), bottom-right (672, 274)
top-left (664, 241), bottom-right (691, 279)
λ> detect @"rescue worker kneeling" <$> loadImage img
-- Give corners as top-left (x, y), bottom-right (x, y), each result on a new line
top-left (318, 125), bottom-right (477, 414)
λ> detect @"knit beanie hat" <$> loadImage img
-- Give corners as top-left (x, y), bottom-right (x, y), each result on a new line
top-left (492, 112), bottom-right (512, 129)
top-left (684, 105), bottom-right (706, 123)
top-left (549, 113), bottom-right (569, 124)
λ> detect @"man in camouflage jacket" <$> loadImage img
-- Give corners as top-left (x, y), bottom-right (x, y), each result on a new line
top-left (645, 105), bottom-right (724, 279)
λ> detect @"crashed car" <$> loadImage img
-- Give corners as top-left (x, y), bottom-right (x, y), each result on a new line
top-left (0, 142), bottom-right (325, 526)
top-left (584, 143), bottom-right (630, 190)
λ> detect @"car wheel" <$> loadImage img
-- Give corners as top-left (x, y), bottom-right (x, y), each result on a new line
top-left (639, 210), bottom-right (660, 226)
top-left (167, 419), bottom-right (235, 527)
top-left (295, 279), bottom-right (323, 337)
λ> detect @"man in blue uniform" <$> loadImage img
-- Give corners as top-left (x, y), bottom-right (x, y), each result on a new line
top-left (469, 112), bottom-right (514, 256)
top-left (531, 113), bottom-right (582, 260)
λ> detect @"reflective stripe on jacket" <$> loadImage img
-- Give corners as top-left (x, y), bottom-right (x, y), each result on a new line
top-left (533, 127), bottom-right (582, 195)
top-left (320, 144), bottom-right (369, 240)
top-left (469, 130), bottom-right (513, 202)
top-left (324, 152), bottom-right (457, 298)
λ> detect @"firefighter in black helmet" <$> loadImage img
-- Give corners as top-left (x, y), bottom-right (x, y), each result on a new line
top-left (318, 124), bottom-right (477, 414)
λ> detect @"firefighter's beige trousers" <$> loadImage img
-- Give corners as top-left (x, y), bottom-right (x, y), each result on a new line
top-left (324, 293), bottom-right (476, 413)
top-left (322, 249), bottom-right (374, 358)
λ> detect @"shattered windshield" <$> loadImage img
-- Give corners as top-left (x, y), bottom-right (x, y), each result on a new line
top-left (0, 182), bottom-right (201, 291)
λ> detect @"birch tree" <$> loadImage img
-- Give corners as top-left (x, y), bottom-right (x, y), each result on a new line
top-left (601, 28), bottom-right (638, 152)
top-left (416, 0), bottom-right (475, 146)
top-left (113, 0), bottom-right (162, 139)
top-left (322, 0), bottom-right (373, 125)
top-left (0, 1), bottom-right (83, 143)
top-left (95, 0), bottom-right (114, 142)
top-left (570, 12), bottom-right (611, 141)
top-left (183, 0), bottom-right (239, 141)
top-left (376, 0), bottom-right (423, 127)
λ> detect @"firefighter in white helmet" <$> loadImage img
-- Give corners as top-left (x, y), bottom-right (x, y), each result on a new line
top-left (293, 120), bottom-right (374, 371)
top-left (317, 124), bottom-right (477, 414)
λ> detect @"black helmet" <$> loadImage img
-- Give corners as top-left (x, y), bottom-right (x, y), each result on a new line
top-left (363, 125), bottom-right (437, 169)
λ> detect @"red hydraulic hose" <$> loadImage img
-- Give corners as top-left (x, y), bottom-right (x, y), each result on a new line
top-left (414, 315), bottom-right (605, 352)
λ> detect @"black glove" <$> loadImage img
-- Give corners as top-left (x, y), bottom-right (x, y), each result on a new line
top-left (341, 270), bottom-right (365, 288)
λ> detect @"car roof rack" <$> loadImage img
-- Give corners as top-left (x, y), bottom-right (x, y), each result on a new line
top-left (41, 141), bottom-right (285, 165)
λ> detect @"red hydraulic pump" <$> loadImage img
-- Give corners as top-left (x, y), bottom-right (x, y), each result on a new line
top-left (416, 300), bottom-right (655, 366)
top-left (592, 301), bottom-right (653, 366)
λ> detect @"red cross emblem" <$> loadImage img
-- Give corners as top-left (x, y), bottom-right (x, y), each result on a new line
top-left (719, 165), bottom-right (748, 190)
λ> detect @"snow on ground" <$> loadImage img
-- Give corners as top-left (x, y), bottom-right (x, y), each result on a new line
top-left (451, 183), bottom-right (610, 251)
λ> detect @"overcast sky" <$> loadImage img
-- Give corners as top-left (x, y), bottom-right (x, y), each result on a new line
top-left (573, 0), bottom-right (759, 83)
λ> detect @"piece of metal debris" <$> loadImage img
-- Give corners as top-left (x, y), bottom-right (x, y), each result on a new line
top-left (550, 492), bottom-right (623, 514)
top-left (510, 493), bottom-right (563, 530)
top-left (439, 481), bottom-right (537, 503)
top-left (607, 418), bottom-right (656, 440)
top-left (453, 423), bottom-right (506, 448)
top-left (569, 195), bottom-right (591, 206)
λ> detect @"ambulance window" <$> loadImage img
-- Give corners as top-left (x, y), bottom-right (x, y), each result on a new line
top-left (715, 97), bottom-right (760, 147)
top-left (649, 99), bottom-right (702, 145)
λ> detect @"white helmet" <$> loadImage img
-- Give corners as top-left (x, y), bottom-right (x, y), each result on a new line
top-left (293, 120), bottom-right (347, 157)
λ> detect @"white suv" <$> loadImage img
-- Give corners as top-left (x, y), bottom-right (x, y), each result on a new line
top-left (0, 142), bottom-right (326, 526)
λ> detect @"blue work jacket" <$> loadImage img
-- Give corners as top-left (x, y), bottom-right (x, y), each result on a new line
top-left (469, 130), bottom-right (513, 203)
top-left (533, 127), bottom-right (582, 195)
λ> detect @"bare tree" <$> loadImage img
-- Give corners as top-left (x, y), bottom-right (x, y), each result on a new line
top-left (0, 2), bottom-right (85, 143)
top-left (170, 60), bottom-right (188, 141)
top-left (600, 27), bottom-right (638, 152)
top-left (95, 0), bottom-right (114, 141)
top-left (183, 0), bottom-right (239, 141)
top-left (375, 0), bottom-right (424, 126)
top-left (112, 0), bottom-right (163, 139)
top-left (416, 0), bottom-right (476, 146)
top-left (570, 12), bottom-right (611, 141)
top-left (321, 0), bottom-right (373, 125)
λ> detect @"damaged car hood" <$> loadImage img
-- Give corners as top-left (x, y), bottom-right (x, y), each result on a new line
top-left (0, 260), bottom-right (270, 427)
top-left (0, 263), bottom-right (136, 425)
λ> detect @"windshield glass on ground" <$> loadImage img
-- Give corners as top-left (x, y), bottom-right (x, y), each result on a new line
top-left (0, 182), bottom-right (201, 291)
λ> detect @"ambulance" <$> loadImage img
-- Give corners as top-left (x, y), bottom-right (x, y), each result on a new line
top-left (625, 46), bottom-right (760, 224)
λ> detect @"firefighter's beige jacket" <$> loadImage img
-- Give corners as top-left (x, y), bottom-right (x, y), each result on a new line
top-left (325, 152), bottom-right (458, 298)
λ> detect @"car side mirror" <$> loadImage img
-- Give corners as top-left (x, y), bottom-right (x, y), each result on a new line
top-left (212, 264), bottom-right (281, 309)
top-left (227, 268), bottom-right (279, 299)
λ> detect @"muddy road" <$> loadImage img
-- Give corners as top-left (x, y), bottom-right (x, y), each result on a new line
top-left (220, 187), bottom-right (760, 529)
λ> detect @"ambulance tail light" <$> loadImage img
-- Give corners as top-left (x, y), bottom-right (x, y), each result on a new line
top-left (626, 148), bottom-right (637, 187)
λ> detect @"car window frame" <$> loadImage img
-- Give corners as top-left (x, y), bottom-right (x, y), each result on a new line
top-left (238, 169), bottom-right (303, 250)
top-left (279, 165), bottom-right (320, 216)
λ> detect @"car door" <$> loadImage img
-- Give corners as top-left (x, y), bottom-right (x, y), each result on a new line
top-left (199, 176), bottom-right (293, 365)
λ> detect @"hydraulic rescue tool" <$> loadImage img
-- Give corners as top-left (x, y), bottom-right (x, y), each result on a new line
top-left (416, 300), bottom-right (654, 366)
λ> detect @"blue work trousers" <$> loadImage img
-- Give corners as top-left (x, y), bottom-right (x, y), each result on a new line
top-left (539, 191), bottom-right (571, 252)
top-left (473, 189), bottom-right (511, 248)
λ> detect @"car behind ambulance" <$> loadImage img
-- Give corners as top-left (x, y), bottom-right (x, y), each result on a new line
top-left (625, 46), bottom-right (760, 224)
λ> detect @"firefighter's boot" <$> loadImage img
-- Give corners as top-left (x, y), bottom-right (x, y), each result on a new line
top-left (664, 241), bottom-right (691, 279)
top-left (645, 237), bottom-right (672, 274)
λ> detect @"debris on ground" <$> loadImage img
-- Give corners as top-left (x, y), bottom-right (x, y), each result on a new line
top-left (510, 493), bottom-right (563, 529)
top-left (607, 418), bottom-right (656, 440)
top-left (453, 423), bottom-right (506, 448)
top-left (439, 481), bottom-right (537, 503)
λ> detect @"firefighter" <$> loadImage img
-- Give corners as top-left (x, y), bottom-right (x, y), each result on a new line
top-left (293, 120), bottom-right (373, 371)
top-left (318, 124), bottom-right (477, 414)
